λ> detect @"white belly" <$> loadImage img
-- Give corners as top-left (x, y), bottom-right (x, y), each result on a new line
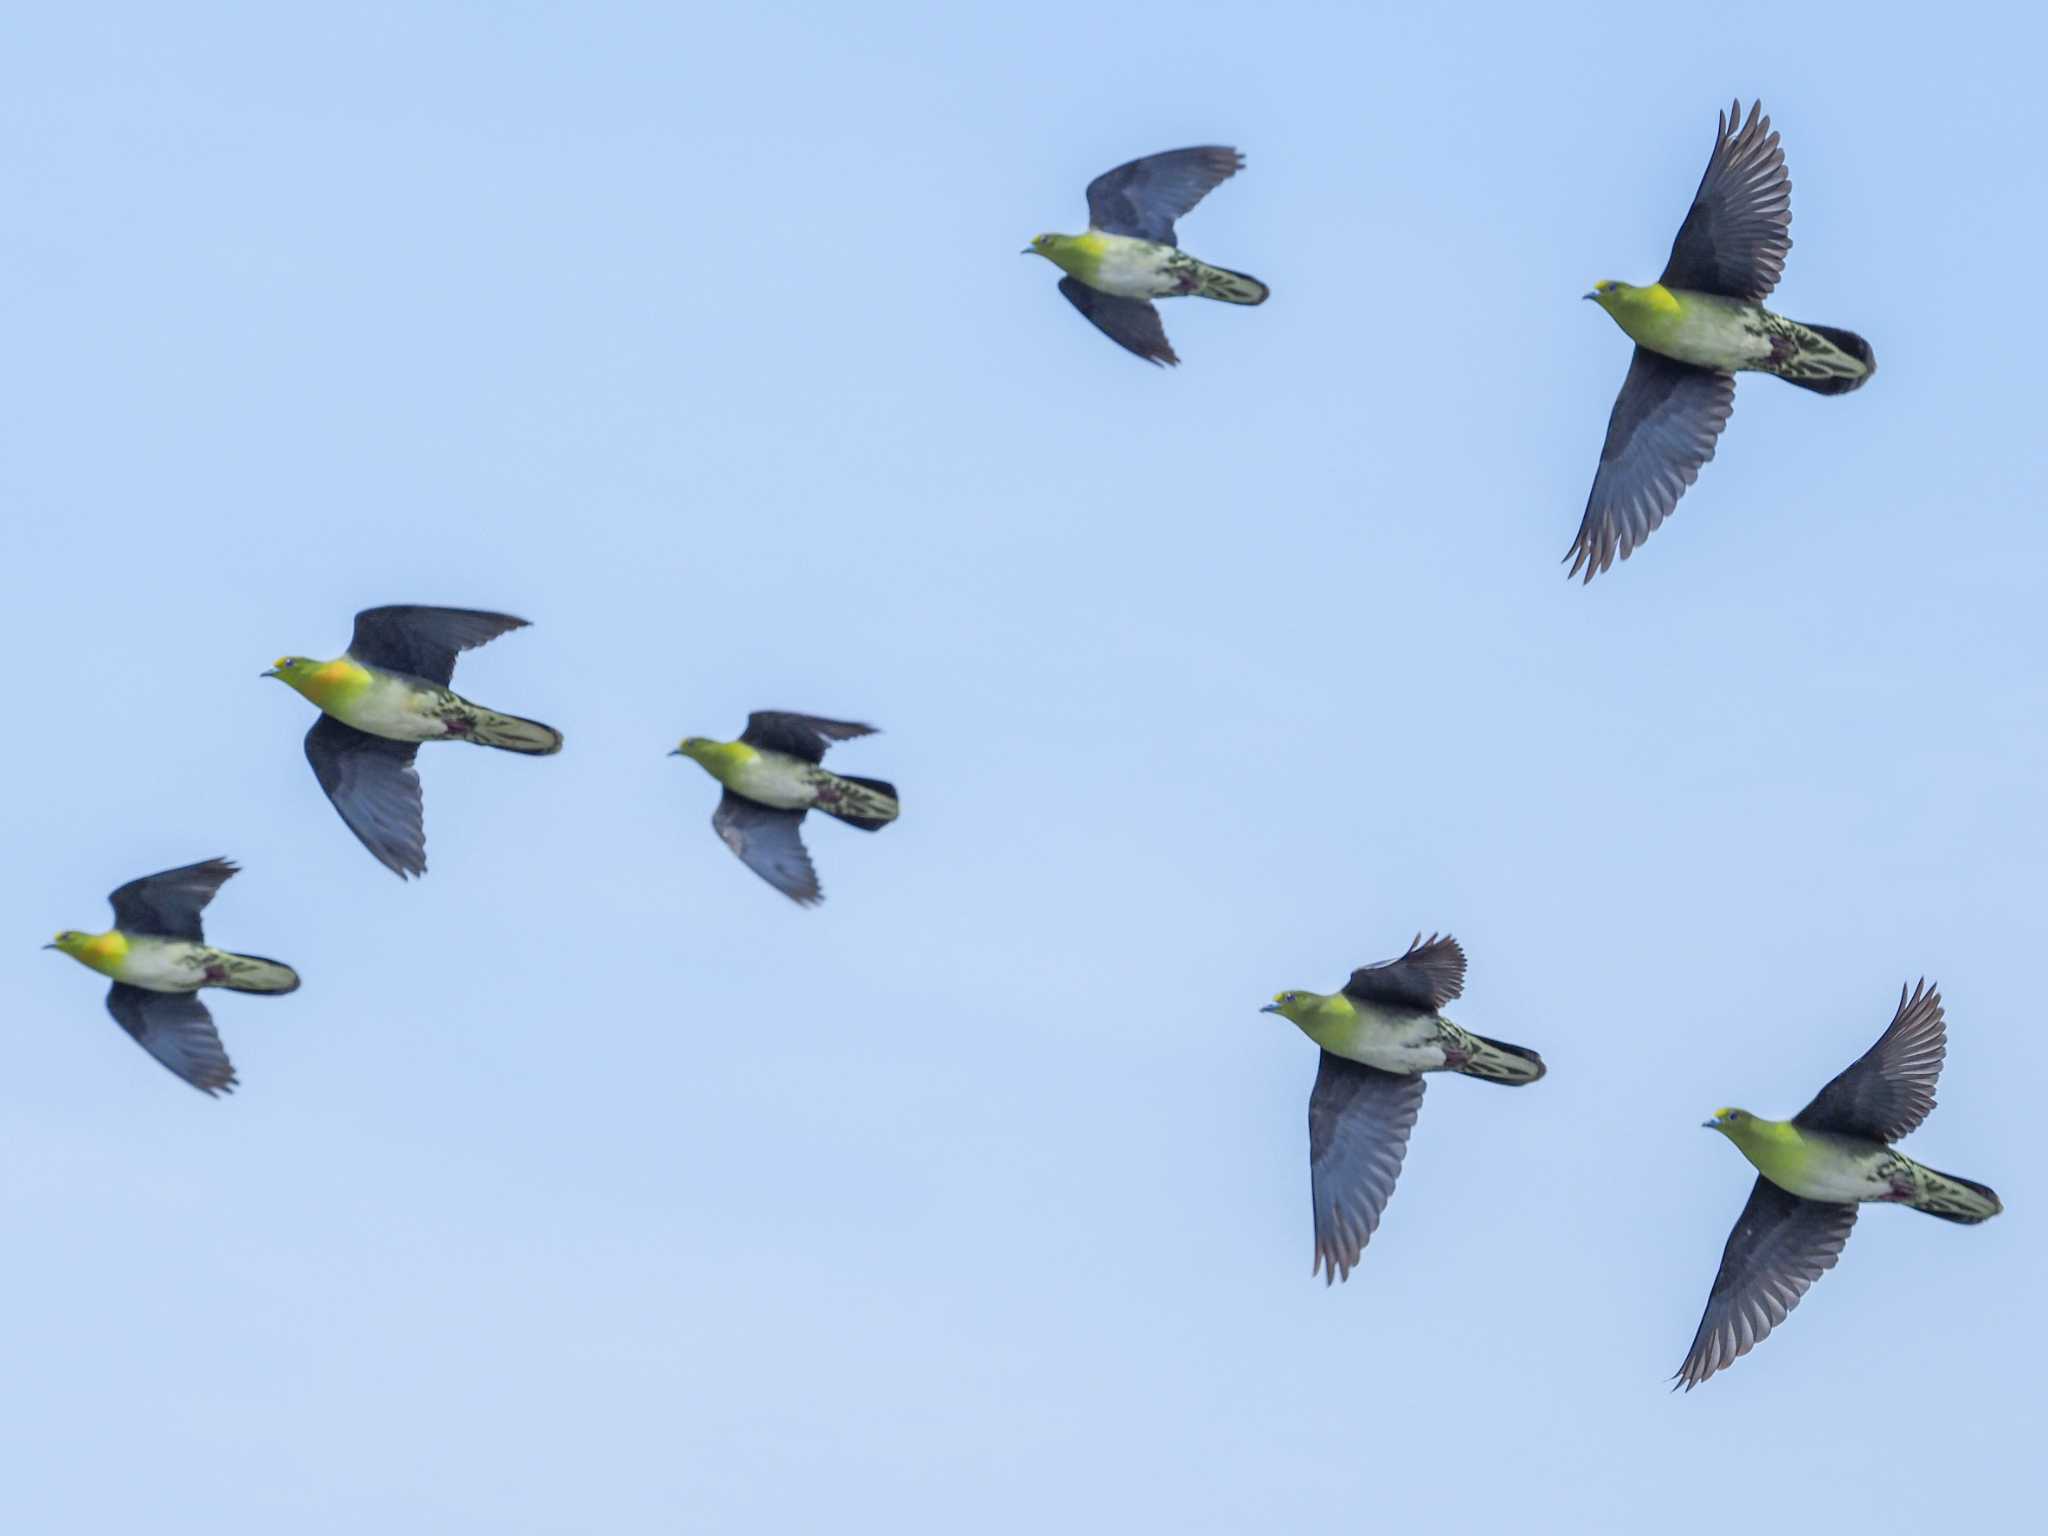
top-left (728, 754), bottom-right (818, 810)
top-left (1781, 1155), bottom-right (1890, 1204)
top-left (1311, 1002), bottom-right (1448, 1074)
top-left (343, 676), bottom-right (451, 742)
top-left (118, 938), bottom-right (213, 993)
top-left (1090, 236), bottom-right (1175, 299)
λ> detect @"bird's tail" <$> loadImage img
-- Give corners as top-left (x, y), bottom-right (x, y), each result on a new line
top-left (1771, 320), bottom-right (1875, 395)
top-left (463, 706), bottom-right (564, 755)
top-left (213, 952), bottom-right (301, 994)
top-left (1191, 261), bottom-right (1269, 306)
top-left (1454, 1030), bottom-right (1547, 1085)
top-left (1906, 1162), bottom-right (2003, 1224)
top-left (816, 773), bottom-right (899, 831)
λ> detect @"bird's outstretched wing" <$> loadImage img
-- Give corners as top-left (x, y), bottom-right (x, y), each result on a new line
top-left (1056, 278), bottom-right (1177, 367)
top-left (1084, 146), bottom-right (1243, 245)
top-left (739, 712), bottom-right (877, 765)
top-left (305, 716), bottom-right (427, 878)
top-left (1343, 933), bottom-right (1466, 1011)
top-left (107, 858), bottom-right (237, 940)
top-left (1674, 1176), bottom-right (1856, 1390)
top-left (1659, 99), bottom-right (1792, 302)
top-left (1795, 979), bottom-right (1946, 1143)
top-left (713, 790), bottom-right (821, 906)
top-left (1307, 1052), bottom-right (1426, 1283)
top-left (347, 606), bottom-right (530, 686)
top-left (1566, 347), bottom-right (1736, 582)
top-left (105, 983), bottom-right (237, 1096)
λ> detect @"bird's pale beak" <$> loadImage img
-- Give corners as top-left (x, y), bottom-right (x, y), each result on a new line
top-left (1582, 291), bottom-right (1598, 301)
top-left (41, 942), bottom-right (57, 950)
top-left (1259, 1002), bottom-right (1281, 1014)
top-left (667, 748), bottom-right (682, 757)
top-left (1701, 1119), bottom-right (1720, 1129)
top-left (260, 667), bottom-right (280, 679)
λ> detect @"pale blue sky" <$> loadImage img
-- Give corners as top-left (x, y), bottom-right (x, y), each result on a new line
top-left (4, 3), bottom-right (2044, 1530)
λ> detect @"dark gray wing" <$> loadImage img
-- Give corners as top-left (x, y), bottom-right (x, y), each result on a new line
top-left (105, 983), bottom-right (237, 1096)
top-left (1659, 99), bottom-right (1791, 302)
top-left (739, 712), bottom-right (878, 766)
top-left (1674, 1177), bottom-right (1856, 1390)
top-left (713, 790), bottom-right (820, 906)
top-left (1084, 146), bottom-right (1243, 244)
top-left (1565, 348), bottom-right (1736, 582)
top-left (1795, 980), bottom-right (1946, 1143)
top-left (1057, 278), bottom-right (1177, 367)
top-left (305, 716), bottom-right (426, 878)
top-left (1343, 933), bottom-right (1466, 1012)
top-left (1308, 1052), bottom-right (1427, 1284)
top-left (107, 858), bottom-right (237, 940)
top-left (347, 606), bottom-right (529, 686)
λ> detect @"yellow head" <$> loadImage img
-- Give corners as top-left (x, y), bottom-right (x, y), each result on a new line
top-left (1703, 1106), bottom-right (1755, 1137)
top-left (1023, 233), bottom-right (1069, 261)
top-left (45, 928), bottom-right (127, 976)
top-left (263, 654), bottom-right (366, 707)
top-left (1260, 990), bottom-right (1319, 1025)
top-left (669, 736), bottom-right (750, 777)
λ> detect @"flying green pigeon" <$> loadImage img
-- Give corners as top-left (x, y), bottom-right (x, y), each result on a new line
top-left (671, 712), bottom-right (898, 906)
top-left (45, 858), bottom-right (298, 1095)
top-left (265, 605), bottom-right (562, 878)
top-left (1569, 99), bottom-right (1875, 581)
top-left (1675, 980), bottom-right (2002, 1390)
top-left (1261, 934), bottom-right (1546, 1281)
top-left (1024, 146), bottom-right (1268, 366)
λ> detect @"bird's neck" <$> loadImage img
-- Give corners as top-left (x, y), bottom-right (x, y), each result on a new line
top-left (685, 740), bottom-right (759, 785)
top-left (1725, 1116), bottom-right (1804, 1176)
top-left (1047, 231), bottom-right (1109, 278)
top-left (72, 929), bottom-right (130, 977)
top-left (1601, 283), bottom-right (1684, 344)
top-left (1292, 992), bottom-right (1359, 1046)
top-left (296, 657), bottom-right (375, 709)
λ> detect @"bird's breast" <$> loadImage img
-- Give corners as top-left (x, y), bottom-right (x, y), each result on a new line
top-left (1620, 289), bottom-right (1775, 370)
top-left (331, 673), bottom-right (456, 742)
top-left (1080, 234), bottom-right (1177, 299)
top-left (725, 752), bottom-right (819, 811)
top-left (111, 937), bottom-right (215, 993)
top-left (1305, 1002), bottom-right (1447, 1073)
top-left (1744, 1130), bottom-right (1890, 1203)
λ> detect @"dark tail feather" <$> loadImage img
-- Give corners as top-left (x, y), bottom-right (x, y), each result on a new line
top-left (819, 774), bottom-right (899, 831)
top-left (1913, 1166), bottom-right (2003, 1224)
top-left (216, 953), bottom-right (301, 994)
top-left (1461, 1032), bottom-right (1547, 1085)
top-left (1781, 323), bottom-right (1876, 395)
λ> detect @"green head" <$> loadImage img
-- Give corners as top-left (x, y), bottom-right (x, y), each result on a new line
top-left (669, 736), bottom-right (750, 777)
top-left (1023, 233), bottom-right (1071, 261)
top-left (263, 655), bottom-right (317, 692)
top-left (1260, 990), bottom-right (1322, 1026)
top-left (45, 927), bottom-right (125, 976)
top-left (1703, 1106), bottom-right (1761, 1142)
top-left (1584, 279), bottom-right (1630, 310)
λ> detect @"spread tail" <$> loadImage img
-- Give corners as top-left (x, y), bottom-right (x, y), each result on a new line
top-left (1909, 1164), bottom-right (2003, 1224)
top-left (817, 773), bottom-right (899, 831)
top-left (215, 952), bottom-right (300, 994)
top-left (467, 707), bottom-right (564, 755)
top-left (1773, 320), bottom-right (1875, 395)
top-left (1192, 261), bottom-right (1268, 306)
top-left (1457, 1031), bottom-right (1547, 1085)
